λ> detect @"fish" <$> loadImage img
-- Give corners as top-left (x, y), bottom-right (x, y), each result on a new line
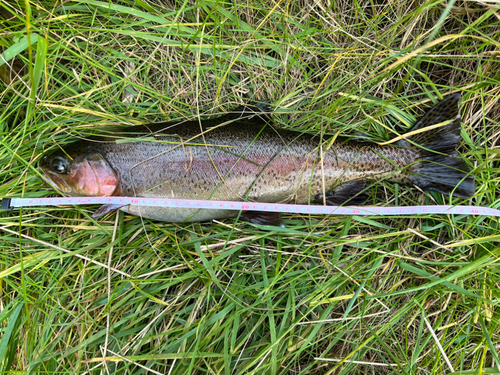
top-left (39, 94), bottom-right (475, 226)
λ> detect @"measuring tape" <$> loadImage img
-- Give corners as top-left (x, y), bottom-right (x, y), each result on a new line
top-left (1, 197), bottom-right (499, 217)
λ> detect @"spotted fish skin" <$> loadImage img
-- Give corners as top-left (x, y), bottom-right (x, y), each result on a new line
top-left (39, 96), bottom-right (474, 223)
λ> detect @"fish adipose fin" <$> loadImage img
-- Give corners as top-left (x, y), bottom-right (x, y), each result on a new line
top-left (403, 94), bottom-right (475, 198)
top-left (314, 180), bottom-right (369, 206)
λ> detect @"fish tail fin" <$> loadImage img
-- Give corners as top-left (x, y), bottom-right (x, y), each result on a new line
top-left (402, 94), bottom-right (475, 198)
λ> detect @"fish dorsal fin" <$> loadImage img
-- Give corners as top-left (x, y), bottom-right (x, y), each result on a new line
top-left (216, 102), bottom-right (273, 124)
top-left (133, 101), bottom-right (274, 136)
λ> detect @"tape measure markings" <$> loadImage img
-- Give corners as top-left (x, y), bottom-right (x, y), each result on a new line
top-left (1, 197), bottom-right (499, 217)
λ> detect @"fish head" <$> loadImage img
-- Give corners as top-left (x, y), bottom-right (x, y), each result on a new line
top-left (40, 151), bottom-right (119, 197)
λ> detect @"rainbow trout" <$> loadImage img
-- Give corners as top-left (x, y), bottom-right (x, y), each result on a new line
top-left (40, 94), bottom-right (474, 226)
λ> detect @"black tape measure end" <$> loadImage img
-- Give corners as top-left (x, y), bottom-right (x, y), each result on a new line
top-left (1, 198), bottom-right (13, 211)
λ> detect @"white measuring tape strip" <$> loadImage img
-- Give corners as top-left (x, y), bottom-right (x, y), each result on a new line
top-left (1, 197), bottom-right (499, 217)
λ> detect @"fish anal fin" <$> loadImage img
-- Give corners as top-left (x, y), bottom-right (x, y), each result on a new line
top-left (314, 180), bottom-right (369, 206)
top-left (240, 210), bottom-right (284, 227)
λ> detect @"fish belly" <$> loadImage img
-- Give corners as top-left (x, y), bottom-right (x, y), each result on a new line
top-left (121, 205), bottom-right (237, 222)
top-left (108, 126), bottom-right (410, 222)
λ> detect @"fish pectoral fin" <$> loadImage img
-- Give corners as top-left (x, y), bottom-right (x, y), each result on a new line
top-left (240, 210), bottom-right (285, 227)
top-left (314, 180), bottom-right (369, 206)
top-left (91, 204), bottom-right (126, 219)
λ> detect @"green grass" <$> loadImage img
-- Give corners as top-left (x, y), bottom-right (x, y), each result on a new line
top-left (1, 0), bottom-right (500, 374)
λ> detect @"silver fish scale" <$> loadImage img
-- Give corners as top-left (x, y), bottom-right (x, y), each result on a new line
top-left (70, 116), bottom-right (414, 222)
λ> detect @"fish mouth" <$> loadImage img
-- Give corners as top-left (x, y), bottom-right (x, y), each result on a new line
top-left (41, 174), bottom-right (72, 194)
top-left (39, 157), bottom-right (74, 195)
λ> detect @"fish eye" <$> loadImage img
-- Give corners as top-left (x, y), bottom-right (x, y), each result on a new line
top-left (50, 157), bottom-right (69, 174)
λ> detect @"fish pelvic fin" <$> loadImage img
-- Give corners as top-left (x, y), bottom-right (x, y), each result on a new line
top-left (402, 94), bottom-right (475, 198)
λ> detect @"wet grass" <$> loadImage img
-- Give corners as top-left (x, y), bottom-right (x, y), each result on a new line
top-left (1, 0), bottom-right (500, 374)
